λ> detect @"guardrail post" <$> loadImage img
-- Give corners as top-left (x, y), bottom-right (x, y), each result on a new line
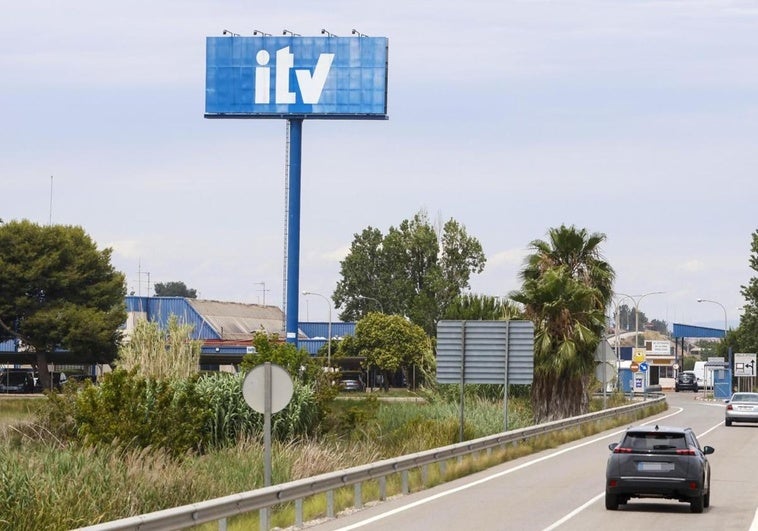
top-left (219, 517), bottom-right (227, 531)
top-left (295, 498), bottom-right (303, 528)
top-left (402, 470), bottom-right (409, 494)
top-left (379, 476), bottom-right (387, 500)
top-left (327, 489), bottom-right (335, 518)
top-left (439, 460), bottom-right (446, 479)
top-left (421, 464), bottom-right (428, 487)
top-left (259, 508), bottom-right (269, 531)
top-left (354, 483), bottom-right (363, 509)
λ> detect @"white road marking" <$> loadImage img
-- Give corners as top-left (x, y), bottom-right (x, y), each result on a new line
top-left (331, 408), bottom-right (685, 530)
top-left (543, 416), bottom-right (726, 531)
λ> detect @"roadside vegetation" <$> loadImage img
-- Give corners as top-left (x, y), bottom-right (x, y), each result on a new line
top-left (0, 384), bottom-right (659, 530)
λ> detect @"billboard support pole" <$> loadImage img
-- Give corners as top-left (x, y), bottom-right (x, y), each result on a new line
top-left (285, 119), bottom-right (303, 346)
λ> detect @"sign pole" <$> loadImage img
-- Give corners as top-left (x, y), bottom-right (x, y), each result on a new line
top-left (459, 321), bottom-right (466, 443)
top-left (503, 321), bottom-right (510, 432)
top-left (262, 362), bottom-right (273, 530)
top-left (264, 362), bottom-right (272, 487)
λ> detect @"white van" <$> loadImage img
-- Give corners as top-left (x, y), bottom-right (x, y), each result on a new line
top-left (692, 361), bottom-right (714, 389)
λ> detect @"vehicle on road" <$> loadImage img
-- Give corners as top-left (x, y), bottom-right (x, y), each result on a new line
top-left (724, 392), bottom-right (758, 426)
top-left (605, 424), bottom-right (714, 513)
top-left (674, 371), bottom-right (699, 392)
top-left (692, 361), bottom-right (714, 389)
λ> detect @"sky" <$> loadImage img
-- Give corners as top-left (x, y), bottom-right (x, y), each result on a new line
top-left (2, 1), bottom-right (757, 330)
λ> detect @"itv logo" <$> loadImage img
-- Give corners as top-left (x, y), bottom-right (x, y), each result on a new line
top-left (254, 47), bottom-right (334, 105)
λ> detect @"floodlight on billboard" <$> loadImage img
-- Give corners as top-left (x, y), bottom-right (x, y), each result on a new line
top-left (205, 36), bottom-right (388, 119)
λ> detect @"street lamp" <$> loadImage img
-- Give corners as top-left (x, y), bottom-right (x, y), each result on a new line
top-left (357, 296), bottom-right (383, 313)
top-left (611, 295), bottom-right (634, 390)
top-left (697, 298), bottom-right (728, 335)
top-left (303, 291), bottom-right (332, 366)
top-left (616, 291), bottom-right (664, 348)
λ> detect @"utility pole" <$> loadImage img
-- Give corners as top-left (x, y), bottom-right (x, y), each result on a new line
top-left (255, 282), bottom-right (271, 306)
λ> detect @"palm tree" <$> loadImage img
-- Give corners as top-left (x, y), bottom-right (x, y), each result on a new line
top-left (511, 225), bottom-right (615, 422)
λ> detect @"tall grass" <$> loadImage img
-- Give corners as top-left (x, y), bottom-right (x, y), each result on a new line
top-left (0, 392), bottom-right (663, 530)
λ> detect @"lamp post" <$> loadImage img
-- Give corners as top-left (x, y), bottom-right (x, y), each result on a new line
top-left (697, 298), bottom-right (729, 392)
top-left (357, 296), bottom-right (383, 314)
top-left (696, 298), bottom-right (728, 335)
top-left (611, 295), bottom-right (634, 391)
top-left (616, 291), bottom-right (664, 348)
top-left (303, 291), bottom-right (331, 366)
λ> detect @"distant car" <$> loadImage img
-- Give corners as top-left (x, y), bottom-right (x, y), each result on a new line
top-left (0, 369), bottom-right (35, 393)
top-left (675, 371), bottom-right (699, 392)
top-left (339, 372), bottom-right (365, 392)
top-left (605, 425), bottom-right (714, 513)
top-left (724, 392), bottom-right (758, 426)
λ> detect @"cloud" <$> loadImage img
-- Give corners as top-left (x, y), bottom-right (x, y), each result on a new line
top-left (488, 248), bottom-right (529, 268)
top-left (677, 260), bottom-right (706, 273)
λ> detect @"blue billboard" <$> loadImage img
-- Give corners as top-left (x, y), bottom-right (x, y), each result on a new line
top-left (205, 36), bottom-right (388, 119)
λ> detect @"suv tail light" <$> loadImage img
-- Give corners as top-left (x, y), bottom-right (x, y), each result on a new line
top-left (613, 447), bottom-right (633, 454)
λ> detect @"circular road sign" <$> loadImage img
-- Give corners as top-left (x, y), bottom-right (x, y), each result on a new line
top-left (639, 362), bottom-right (649, 372)
top-left (630, 361), bottom-right (639, 373)
top-left (242, 363), bottom-right (294, 414)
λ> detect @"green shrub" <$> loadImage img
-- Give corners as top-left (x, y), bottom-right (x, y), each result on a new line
top-left (72, 370), bottom-right (210, 455)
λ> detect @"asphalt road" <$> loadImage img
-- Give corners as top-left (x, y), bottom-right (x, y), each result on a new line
top-left (303, 392), bottom-right (758, 531)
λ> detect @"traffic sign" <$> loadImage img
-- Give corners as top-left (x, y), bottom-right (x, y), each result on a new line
top-left (639, 362), bottom-right (649, 372)
top-left (630, 361), bottom-right (639, 373)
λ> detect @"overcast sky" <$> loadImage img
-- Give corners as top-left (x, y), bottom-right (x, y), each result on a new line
top-left (3, 1), bottom-right (757, 329)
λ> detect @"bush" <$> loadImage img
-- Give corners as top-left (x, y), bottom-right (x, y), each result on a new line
top-left (35, 370), bottom-right (324, 455)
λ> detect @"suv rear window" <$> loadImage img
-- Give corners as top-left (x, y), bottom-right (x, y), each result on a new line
top-left (623, 432), bottom-right (688, 451)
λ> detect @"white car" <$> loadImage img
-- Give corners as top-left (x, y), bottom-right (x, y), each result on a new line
top-left (724, 392), bottom-right (758, 426)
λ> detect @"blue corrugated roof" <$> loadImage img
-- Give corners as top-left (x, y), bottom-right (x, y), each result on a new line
top-left (299, 322), bottom-right (356, 339)
top-left (672, 323), bottom-right (725, 338)
top-left (126, 296), bottom-right (220, 340)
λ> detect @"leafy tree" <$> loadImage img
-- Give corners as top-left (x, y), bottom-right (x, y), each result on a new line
top-left (734, 229), bottom-right (758, 353)
top-left (154, 281), bottom-right (197, 298)
top-left (510, 225), bottom-right (615, 422)
top-left (648, 319), bottom-right (669, 335)
top-left (240, 332), bottom-right (339, 407)
top-left (0, 220), bottom-right (126, 388)
top-left (351, 313), bottom-right (433, 391)
top-left (334, 211), bottom-right (485, 335)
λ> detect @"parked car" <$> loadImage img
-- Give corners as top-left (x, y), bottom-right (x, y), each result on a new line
top-left (339, 372), bottom-right (365, 392)
top-left (0, 369), bottom-right (35, 393)
top-left (605, 425), bottom-right (714, 513)
top-left (724, 392), bottom-right (758, 426)
top-left (675, 371), bottom-right (699, 392)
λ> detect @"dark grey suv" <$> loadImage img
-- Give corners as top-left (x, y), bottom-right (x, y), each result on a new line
top-left (675, 371), bottom-right (698, 392)
top-left (605, 425), bottom-right (714, 513)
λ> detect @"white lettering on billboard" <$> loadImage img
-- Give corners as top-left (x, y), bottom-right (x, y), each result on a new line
top-left (254, 47), bottom-right (334, 105)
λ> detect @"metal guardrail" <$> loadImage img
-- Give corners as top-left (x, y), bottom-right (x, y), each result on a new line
top-left (78, 395), bottom-right (664, 531)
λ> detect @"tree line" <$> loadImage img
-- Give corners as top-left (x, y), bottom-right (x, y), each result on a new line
top-left (3, 215), bottom-right (755, 423)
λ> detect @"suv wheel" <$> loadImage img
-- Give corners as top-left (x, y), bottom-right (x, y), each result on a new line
top-left (690, 493), bottom-right (704, 513)
top-left (605, 492), bottom-right (619, 510)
